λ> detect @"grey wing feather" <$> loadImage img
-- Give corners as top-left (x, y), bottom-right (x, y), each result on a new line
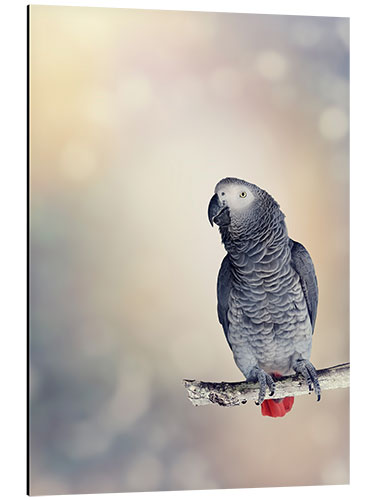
top-left (289, 239), bottom-right (319, 333)
top-left (217, 254), bottom-right (232, 348)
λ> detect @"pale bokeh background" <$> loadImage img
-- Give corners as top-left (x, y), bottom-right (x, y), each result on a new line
top-left (29, 6), bottom-right (349, 495)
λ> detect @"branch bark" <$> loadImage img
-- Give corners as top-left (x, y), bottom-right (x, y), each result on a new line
top-left (183, 362), bottom-right (349, 407)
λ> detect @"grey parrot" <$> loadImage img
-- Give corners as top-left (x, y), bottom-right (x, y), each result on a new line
top-left (208, 177), bottom-right (320, 417)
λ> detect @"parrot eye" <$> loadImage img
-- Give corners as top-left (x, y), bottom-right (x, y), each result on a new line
top-left (239, 191), bottom-right (247, 198)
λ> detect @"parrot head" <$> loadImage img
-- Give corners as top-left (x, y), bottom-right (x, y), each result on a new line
top-left (208, 177), bottom-right (259, 227)
top-left (208, 177), bottom-right (282, 230)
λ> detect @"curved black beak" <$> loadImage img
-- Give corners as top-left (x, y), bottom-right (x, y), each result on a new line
top-left (208, 193), bottom-right (230, 227)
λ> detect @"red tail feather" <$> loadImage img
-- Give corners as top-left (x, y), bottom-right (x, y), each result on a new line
top-left (261, 397), bottom-right (294, 417)
top-left (260, 372), bottom-right (294, 417)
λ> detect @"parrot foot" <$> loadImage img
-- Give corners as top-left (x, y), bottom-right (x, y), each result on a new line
top-left (246, 367), bottom-right (275, 406)
top-left (293, 359), bottom-right (321, 401)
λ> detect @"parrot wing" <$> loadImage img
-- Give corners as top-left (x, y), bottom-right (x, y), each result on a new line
top-left (217, 254), bottom-right (232, 348)
top-left (289, 239), bottom-right (318, 333)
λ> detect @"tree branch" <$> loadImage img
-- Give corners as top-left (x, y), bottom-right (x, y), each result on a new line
top-left (183, 362), bottom-right (349, 407)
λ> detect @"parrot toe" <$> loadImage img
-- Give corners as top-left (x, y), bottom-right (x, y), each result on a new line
top-left (293, 359), bottom-right (321, 401)
top-left (246, 367), bottom-right (275, 405)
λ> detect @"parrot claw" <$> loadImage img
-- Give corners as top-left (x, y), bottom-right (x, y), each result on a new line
top-left (246, 367), bottom-right (275, 406)
top-left (293, 359), bottom-right (321, 401)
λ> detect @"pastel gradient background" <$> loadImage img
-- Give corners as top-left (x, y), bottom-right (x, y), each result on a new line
top-left (29, 5), bottom-right (349, 495)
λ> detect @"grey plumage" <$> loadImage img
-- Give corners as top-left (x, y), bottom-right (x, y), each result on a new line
top-left (208, 177), bottom-right (320, 407)
top-left (289, 239), bottom-right (318, 332)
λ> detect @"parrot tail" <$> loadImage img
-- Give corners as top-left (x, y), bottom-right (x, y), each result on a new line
top-left (260, 372), bottom-right (294, 417)
top-left (261, 397), bottom-right (294, 417)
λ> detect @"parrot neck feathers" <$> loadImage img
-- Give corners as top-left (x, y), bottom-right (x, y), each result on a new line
top-left (221, 203), bottom-right (288, 259)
